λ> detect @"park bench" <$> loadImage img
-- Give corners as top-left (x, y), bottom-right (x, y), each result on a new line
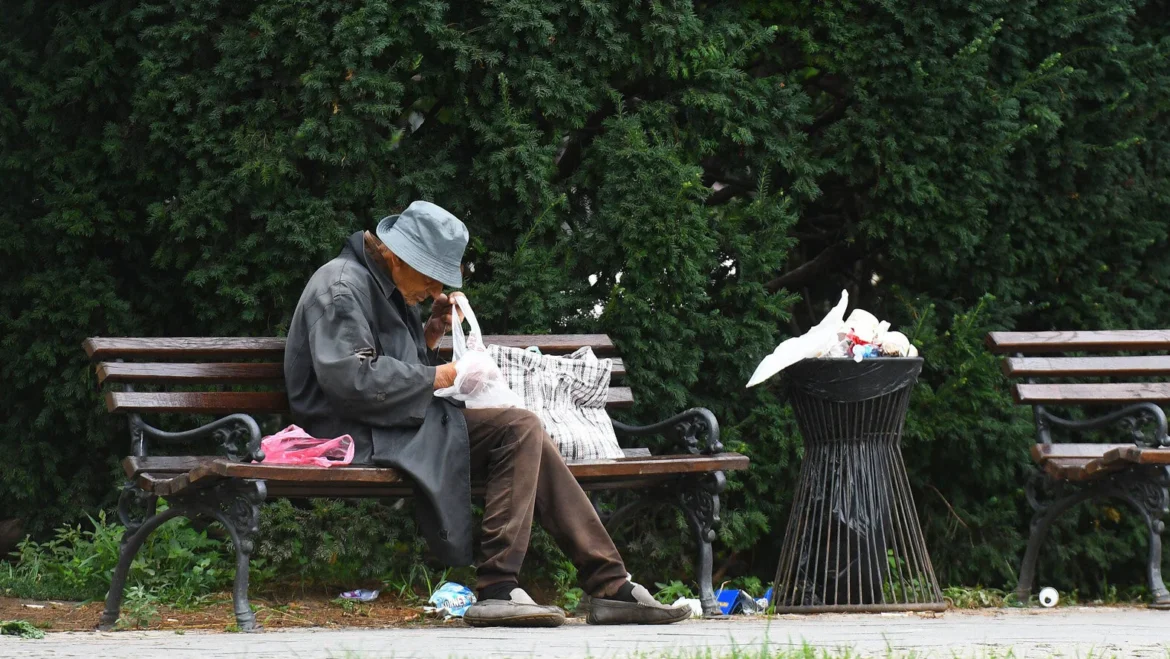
top-left (83, 335), bottom-right (748, 630)
top-left (988, 330), bottom-right (1170, 608)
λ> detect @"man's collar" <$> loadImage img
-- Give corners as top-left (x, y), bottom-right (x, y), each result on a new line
top-left (346, 231), bottom-right (398, 300)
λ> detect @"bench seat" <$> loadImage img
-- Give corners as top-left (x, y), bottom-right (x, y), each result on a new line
top-left (123, 452), bottom-right (750, 497)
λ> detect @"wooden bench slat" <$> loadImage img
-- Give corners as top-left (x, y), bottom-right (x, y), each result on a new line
top-left (607, 387), bottom-right (633, 408)
top-left (437, 334), bottom-right (617, 357)
top-left (84, 337), bottom-right (288, 359)
top-left (1041, 457), bottom-right (1127, 482)
top-left (1005, 356), bottom-right (1170, 378)
top-left (1041, 457), bottom-right (1088, 480)
top-left (137, 472), bottom-right (192, 497)
top-left (609, 358), bottom-right (625, 380)
top-left (97, 359), bottom-right (624, 385)
top-left (211, 454), bottom-right (751, 482)
top-left (98, 362), bottom-right (285, 385)
top-left (130, 452), bottom-right (749, 494)
top-left (106, 391), bottom-right (290, 414)
top-left (1030, 443), bottom-right (1137, 464)
top-left (570, 453), bottom-right (749, 478)
top-left (123, 456), bottom-right (210, 478)
top-left (86, 335), bottom-right (618, 360)
top-left (1034, 446), bottom-right (1156, 482)
top-left (106, 388), bottom-right (635, 414)
top-left (224, 475), bottom-right (683, 498)
top-left (1014, 382), bottom-right (1170, 405)
top-left (988, 330), bottom-right (1170, 354)
top-left (125, 449), bottom-right (654, 481)
top-left (1103, 446), bottom-right (1170, 465)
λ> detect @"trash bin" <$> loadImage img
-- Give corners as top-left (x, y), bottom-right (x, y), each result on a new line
top-left (771, 357), bottom-right (945, 612)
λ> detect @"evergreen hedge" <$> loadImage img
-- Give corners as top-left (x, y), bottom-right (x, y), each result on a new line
top-left (2, 0), bottom-right (1167, 595)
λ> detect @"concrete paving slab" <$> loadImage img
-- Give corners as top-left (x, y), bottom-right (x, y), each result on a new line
top-left (1, 607), bottom-right (1167, 658)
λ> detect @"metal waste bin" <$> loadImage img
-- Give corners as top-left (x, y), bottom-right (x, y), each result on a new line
top-left (771, 357), bottom-right (945, 612)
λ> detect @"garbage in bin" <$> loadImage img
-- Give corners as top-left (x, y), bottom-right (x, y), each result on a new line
top-left (746, 290), bottom-right (918, 387)
top-left (747, 290), bottom-right (850, 387)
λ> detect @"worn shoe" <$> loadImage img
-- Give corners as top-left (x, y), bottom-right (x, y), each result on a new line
top-left (586, 582), bottom-right (692, 625)
top-left (464, 588), bottom-right (566, 628)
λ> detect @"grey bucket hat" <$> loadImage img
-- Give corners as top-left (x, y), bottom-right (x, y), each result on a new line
top-left (376, 201), bottom-right (468, 288)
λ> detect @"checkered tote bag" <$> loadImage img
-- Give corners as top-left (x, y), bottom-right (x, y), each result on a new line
top-left (487, 345), bottom-right (624, 461)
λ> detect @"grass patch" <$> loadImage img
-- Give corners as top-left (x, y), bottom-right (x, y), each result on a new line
top-left (0, 508), bottom-right (236, 606)
top-left (0, 619), bottom-right (45, 639)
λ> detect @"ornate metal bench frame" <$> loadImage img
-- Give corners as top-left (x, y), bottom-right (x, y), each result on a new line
top-left (100, 407), bottom-right (731, 631)
top-left (1015, 400), bottom-right (1170, 607)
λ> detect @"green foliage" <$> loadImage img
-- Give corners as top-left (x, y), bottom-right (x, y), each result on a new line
top-left (2, 0), bottom-right (1168, 601)
top-left (654, 580), bottom-right (696, 605)
top-left (942, 585), bottom-right (1010, 609)
top-left (727, 575), bottom-right (765, 599)
top-left (118, 585), bottom-right (162, 630)
top-left (0, 510), bottom-right (233, 606)
top-left (255, 498), bottom-right (427, 588)
top-left (0, 620), bottom-right (45, 640)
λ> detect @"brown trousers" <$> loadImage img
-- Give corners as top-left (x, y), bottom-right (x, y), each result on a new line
top-left (464, 407), bottom-right (628, 598)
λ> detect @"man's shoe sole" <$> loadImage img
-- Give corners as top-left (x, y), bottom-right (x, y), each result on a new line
top-left (463, 600), bottom-right (566, 628)
top-left (586, 599), bottom-right (692, 625)
top-left (464, 612), bottom-right (566, 628)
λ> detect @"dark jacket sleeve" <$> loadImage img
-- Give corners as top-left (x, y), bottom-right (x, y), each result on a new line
top-left (309, 285), bottom-right (437, 427)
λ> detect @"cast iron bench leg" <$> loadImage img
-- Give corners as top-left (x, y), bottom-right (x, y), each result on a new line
top-left (100, 486), bottom-right (174, 631)
top-left (1112, 469), bottom-right (1170, 608)
top-left (99, 479), bottom-right (267, 632)
top-left (1014, 477), bottom-right (1092, 605)
top-left (599, 471), bottom-right (726, 616)
top-left (1017, 469), bottom-right (1170, 608)
top-left (679, 471), bottom-right (726, 616)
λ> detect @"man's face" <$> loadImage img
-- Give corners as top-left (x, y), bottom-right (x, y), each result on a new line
top-left (374, 241), bottom-right (444, 305)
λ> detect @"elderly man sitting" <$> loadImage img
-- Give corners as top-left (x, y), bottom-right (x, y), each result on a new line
top-left (283, 201), bottom-right (689, 627)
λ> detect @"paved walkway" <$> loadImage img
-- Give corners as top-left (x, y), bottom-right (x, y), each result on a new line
top-left (2, 608), bottom-right (1167, 658)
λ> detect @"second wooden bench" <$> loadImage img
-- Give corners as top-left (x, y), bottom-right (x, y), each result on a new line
top-left (988, 330), bottom-right (1170, 608)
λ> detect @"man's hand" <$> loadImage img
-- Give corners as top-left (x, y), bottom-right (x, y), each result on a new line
top-left (433, 362), bottom-right (458, 390)
top-left (424, 292), bottom-right (466, 349)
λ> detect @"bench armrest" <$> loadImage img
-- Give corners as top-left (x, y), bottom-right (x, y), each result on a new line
top-left (133, 413), bottom-right (265, 463)
top-left (1036, 403), bottom-right (1168, 448)
top-left (612, 407), bottom-right (722, 455)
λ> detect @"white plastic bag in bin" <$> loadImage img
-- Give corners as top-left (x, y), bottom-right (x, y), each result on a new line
top-left (435, 296), bottom-right (524, 409)
top-left (746, 290), bottom-right (849, 387)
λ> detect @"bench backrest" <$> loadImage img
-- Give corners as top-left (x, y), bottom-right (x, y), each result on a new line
top-left (84, 335), bottom-right (631, 416)
top-left (987, 330), bottom-right (1170, 406)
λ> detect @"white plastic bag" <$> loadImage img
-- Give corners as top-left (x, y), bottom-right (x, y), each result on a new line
top-left (746, 290), bottom-right (850, 387)
top-left (435, 296), bottom-right (524, 409)
top-left (878, 330), bottom-right (912, 357)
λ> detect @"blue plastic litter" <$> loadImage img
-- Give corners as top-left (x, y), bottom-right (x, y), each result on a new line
top-left (339, 588), bottom-right (379, 602)
top-left (426, 582), bottom-right (477, 618)
top-left (714, 589), bottom-right (763, 615)
top-left (715, 589), bottom-right (739, 614)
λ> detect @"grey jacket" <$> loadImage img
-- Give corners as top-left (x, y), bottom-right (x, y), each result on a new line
top-left (283, 231), bottom-right (472, 565)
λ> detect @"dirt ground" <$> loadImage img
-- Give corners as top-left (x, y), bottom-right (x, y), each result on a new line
top-left (0, 592), bottom-right (443, 632)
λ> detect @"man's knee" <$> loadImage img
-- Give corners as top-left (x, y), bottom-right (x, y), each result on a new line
top-left (497, 408), bottom-right (545, 446)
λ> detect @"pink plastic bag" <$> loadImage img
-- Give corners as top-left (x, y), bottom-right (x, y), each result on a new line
top-left (260, 425), bottom-right (355, 467)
